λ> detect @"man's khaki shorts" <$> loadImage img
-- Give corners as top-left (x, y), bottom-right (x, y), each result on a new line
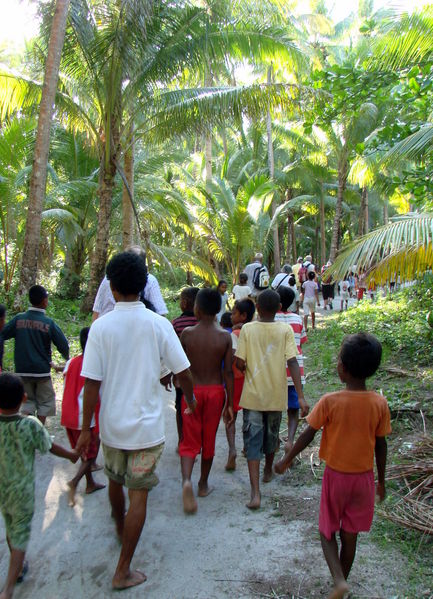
top-left (102, 442), bottom-right (164, 490)
top-left (21, 376), bottom-right (56, 417)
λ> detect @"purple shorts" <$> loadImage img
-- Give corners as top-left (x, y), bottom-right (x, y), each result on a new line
top-left (319, 466), bottom-right (375, 540)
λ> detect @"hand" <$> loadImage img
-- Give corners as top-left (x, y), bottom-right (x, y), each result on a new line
top-left (70, 450), bottom-right (80, 464)
top-left (184, 396), bottom-right (197, 415)
top-left (232, 323), bottom-right (242, 330)
top-left (160, 373), bottom-right (172, 391)
top-left (75, 430), bottom-right (91, 459)
top-left (223, 406), bottom-right (234, 427)
top-left (376, 481), bottom-right (386, 502)
top-left (299, 399), bottom-right (310, 417)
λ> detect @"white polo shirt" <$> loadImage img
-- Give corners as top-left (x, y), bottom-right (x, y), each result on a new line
top-left (82, 302), bottom-right (190, 450)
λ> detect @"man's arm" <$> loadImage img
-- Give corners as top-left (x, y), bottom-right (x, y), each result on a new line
top-left (375, 436), bottom-right (387, 502)
top-left (51, 322), bottom-right (70, 360)
top-left (50, 443), bottom-right (79, 462)
top-left (236, 357), bottom-right (246, 373)
top-left (287, 357), bottom-right (309, 416)
top-left (223, 336), bottom-right (234, 426)
top-left (1, 316), bottom-right (17, 341)
top-left (274, 425), bottom-right (317, 474)
top-left (75, 378), bottom-right (101, 456)
top-left (175, 367), bottom-right (196, 413)
top-left (144, 275), bottom-right (168, 316)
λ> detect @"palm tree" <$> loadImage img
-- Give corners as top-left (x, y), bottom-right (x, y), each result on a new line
top-left (17, 0), bottom-right (71, 305)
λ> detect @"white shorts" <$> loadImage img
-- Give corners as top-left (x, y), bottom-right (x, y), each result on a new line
top-left (341, 291), bottom-right (350, 300)
top-left (303, 297), bottom-right (316, 315)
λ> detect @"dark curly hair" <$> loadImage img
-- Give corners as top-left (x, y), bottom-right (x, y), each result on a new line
top-left (106, 252), bottom-right (148, 296)
top-left (195, 288), bottom-right (222, 316)
top-left (257, 289), bottom-right (280, 315)
top-left (276, 286), bottom-right (295, 312)
top-left (0, 373), bottom-right (25, 410)
top-left (340, 333), bottom-right (382, 379)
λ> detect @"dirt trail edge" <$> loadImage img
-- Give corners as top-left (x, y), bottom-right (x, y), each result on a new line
top-left (1, 390), bottom-right (408, 599)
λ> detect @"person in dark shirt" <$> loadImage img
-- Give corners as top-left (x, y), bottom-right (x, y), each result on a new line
top-left (1, 286), bottom-right (69, 425)
top-left (172, 287), bottom-right (200, 446)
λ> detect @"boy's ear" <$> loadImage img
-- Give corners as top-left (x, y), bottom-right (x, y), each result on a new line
top-left (22, 392), bottom-right (28, 405)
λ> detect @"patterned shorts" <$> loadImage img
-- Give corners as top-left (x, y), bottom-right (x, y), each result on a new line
top-left (102, 442), bottom-right (164, 490)
top-left (0, 492), bottom-right (34, 551)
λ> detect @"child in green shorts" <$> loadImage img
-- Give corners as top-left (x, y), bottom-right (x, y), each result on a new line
top-left (0, 373), bottom-right (78, 599)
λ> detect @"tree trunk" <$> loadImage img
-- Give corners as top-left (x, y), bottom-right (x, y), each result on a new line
top-left (383, 200), bottom-right (389, 225)
top-left (329, 157), bottom-right (348, 262)
top-left (363, 186), bottom-right (369, 233)
top-left (267, 64), bottom-right (280, 274)
top-left (320, 187), bottom-right (326, 266)
top-left (358, 188), bottom-right (365, 236)
top-left (122, 133), bottom-right (135, 249)
top-left (17, 0), bottom-right (70, 306)
top-left (205, 71), bottom-right (213, 187)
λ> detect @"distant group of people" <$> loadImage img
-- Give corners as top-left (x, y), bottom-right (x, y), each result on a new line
top-left (0, 247), bottom-right (392, 599)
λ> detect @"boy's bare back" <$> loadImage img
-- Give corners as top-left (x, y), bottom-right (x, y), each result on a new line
top-left (181, 321), bottom-right (231, 386)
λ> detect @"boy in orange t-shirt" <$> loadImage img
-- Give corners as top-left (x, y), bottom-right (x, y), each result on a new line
top-left (275, 332), bottom-right (391, 599)
top-left (225, 299), bottom-right (255, 471)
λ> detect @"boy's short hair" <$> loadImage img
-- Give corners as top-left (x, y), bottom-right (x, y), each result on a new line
top-left (288, 274), bottom-right (296, 287)
top-left (220, 312), bottom-right (232, 328)
top-left (80, 327), bottom-right (90, 352)
top-left (234, 299), bottom-right (255, 322)
top-left (239, 273), bottom-right (248, 283)
top-left (308, 271), bottom-right (315, 281)
top-left (195, 288), bottom-right (221, 316)
top-left (106, 252), bottom-right (148, 296)
top-left (0, 304), bottom-right (5, 318)
top-left (277, 286), bottom-right (295, 312)
top-left (257, 289), bottom-right (280, 315)
top-left (29, 285), bottom-right (48, 306)
top-left (180, 287), bottom-right (200, 310)
top-left (340, 333), bottom-right (382, 379)
top-left (0, 373), bottom-right (25, 410)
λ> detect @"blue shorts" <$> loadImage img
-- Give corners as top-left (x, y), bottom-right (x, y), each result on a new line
top-left (287, 386), bottom-right (300, 410)
top-left (242, 409), bottom-right (282, 461)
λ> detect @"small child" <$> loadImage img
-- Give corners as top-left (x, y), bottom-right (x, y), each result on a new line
top-left (275, 287), bottom-right (307, 453)
top-left (339, 278), bottom-right (350, 311)
top-left (0, 305), bottom-right (6, 372)
top-left (179, 288), bottom-right (233, 514)
top-left (275, 333), bottom-right (391, 599)
top-left (225, 298), bottom-right (255, 471)
top-left (216, 280), bottom-right (229, 323)
top-left (232, 273), bottom-right (251, 301)
top-left (0, 373), bottom-right (78, 599)
top-left (220, 311), bottom-right (233, 332)
top-left (302, 271), bottom-right (320, 331)
top-left (172, 287), bottom-right (200, 446)
top-left (1, 285), bottom-right (69, 424)
top-left (236, 290), bottom-right (309, 509)
top-left (61, 327), bottom-right (105, 507)
top-left (288, 275), bottom-right (300, 312)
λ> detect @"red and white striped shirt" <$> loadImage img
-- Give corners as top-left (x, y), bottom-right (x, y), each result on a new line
top-left (275, 311), bottom-right (307, 385)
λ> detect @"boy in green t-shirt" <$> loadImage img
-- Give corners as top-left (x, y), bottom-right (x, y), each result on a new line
top-left (0, 373), bottom-right (78, 599)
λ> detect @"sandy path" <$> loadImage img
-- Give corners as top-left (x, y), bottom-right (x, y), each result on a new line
top-left (1, 387), bottom-right (408, 598)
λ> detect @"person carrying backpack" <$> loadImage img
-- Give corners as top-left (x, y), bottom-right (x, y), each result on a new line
top-left (243, 253), bottom-right (270, 298)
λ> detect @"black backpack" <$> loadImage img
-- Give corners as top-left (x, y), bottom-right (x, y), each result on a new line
top-left (252, 266), bottom-right (269, 290)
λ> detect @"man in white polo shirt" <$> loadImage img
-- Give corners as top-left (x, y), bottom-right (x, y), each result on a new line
top-left (76, 251), bottom-right (195, 591)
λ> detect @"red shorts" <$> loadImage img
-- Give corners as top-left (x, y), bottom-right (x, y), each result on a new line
top-left (179, 385), bottom-right (225, 459)
top-left (233, 377), bottom-right (244, 413)
top-left (319, 466), bottom-right (375, 540)
top-left (357, 288), bottom-right (365, 300)
top-left (66, 428), bottom-right (100, 461)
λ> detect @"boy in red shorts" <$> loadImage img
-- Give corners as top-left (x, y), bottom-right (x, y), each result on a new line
top-left (61, 327), bottom-right (105, 506)
top-left (225, 298), bottom-right (255, 471)
top-left (275, 332), bottom-right (391, 599)
top-left (179, 288), bottom-right (233, 514)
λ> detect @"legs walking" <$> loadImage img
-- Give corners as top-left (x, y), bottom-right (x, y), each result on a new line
top-left (112, 488), bottom-right (149, 590)
top-left (225, 412), bottom-right (238, 470)
top-left (246, 460), bottom-right (261, 509)
top-left (339, 529), bottom-right (358, 580)
top-left (109, 479), bottom-right (126, 539)
top-left (320, 532), bottom-right (350, 598)
top-left (0, 545), bottom-right (25, 599)
top-left (180, 456), bottom-right (197, 514)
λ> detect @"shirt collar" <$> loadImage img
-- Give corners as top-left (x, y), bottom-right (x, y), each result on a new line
top-left (113, 301), bottom-right (145, 310)
top-left (28, 307), bottom-right (46, 313)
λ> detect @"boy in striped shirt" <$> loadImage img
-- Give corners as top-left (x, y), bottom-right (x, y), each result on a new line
top-left (275, 286), bottom-right (307, 452)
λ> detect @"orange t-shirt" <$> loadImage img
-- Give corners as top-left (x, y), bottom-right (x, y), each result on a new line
top-left (307, 390), bottom-right (391, 473)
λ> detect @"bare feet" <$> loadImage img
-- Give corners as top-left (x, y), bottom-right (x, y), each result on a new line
top-left (112, 569), bottom-right (147, 590)
top-left (67, 481), bottom-right (77, 507)
top-left (182, 481), bottom-right (198, 514)
top-left (198, 483), bottom-right (214, 497)
top-left (86, 482), bottom-right (106, 495)
top-left (246, 493), bottom-right (261, 510)
top-left (262, 467), bottom-right (273, 483)
top-left (225, 453), bottom-right (236, 471)
top-left (327, 581), bottom-right (349, 599)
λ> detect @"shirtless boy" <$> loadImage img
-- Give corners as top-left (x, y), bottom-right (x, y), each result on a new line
top-left (179, 288), bottom-right (234, 514)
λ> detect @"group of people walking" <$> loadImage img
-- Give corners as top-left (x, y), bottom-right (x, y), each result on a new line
top-left (0, 247), bottom-right (391, 599)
